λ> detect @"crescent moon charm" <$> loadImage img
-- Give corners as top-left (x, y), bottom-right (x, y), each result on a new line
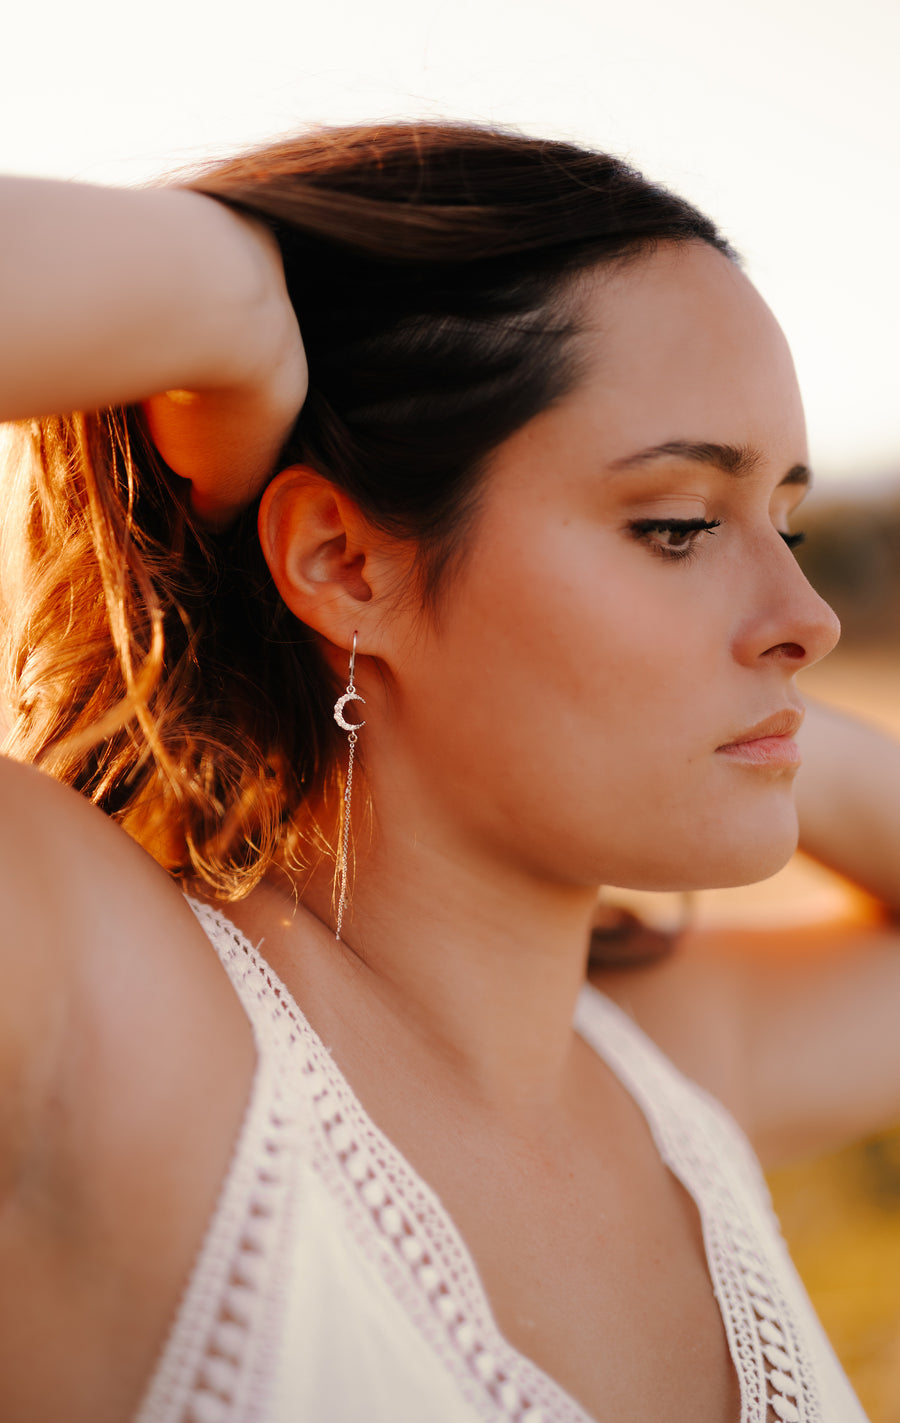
top-left (334, 691), bottom-right (366, 732)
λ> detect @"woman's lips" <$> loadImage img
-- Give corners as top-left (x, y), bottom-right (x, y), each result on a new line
top-left (715, 709), bottom-right (804, 768)
top-left (716, 735), bottom-right (801, 767)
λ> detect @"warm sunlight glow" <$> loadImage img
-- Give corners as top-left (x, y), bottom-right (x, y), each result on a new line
top-left (1, 0), bottom-right (897, 485)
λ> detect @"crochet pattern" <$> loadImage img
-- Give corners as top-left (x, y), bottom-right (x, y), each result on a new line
top-left (133, 901), bottom-right (856, 1423)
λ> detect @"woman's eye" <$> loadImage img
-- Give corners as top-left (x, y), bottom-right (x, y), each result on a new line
top-left (629, 517), bottom-right (721, 561)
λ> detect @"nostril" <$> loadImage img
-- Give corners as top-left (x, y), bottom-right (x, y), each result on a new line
top-left (765, 642), bottom-right (806, 661)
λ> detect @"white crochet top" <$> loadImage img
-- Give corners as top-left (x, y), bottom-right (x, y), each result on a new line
top-left (134, 900), bottom-right (869, 1423)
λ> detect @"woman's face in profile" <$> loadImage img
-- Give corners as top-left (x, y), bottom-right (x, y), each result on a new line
top-left (378, 241), bottom-right (840, 894)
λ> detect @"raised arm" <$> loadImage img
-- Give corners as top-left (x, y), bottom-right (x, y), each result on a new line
top-left (0, 175), bottom-right (305, 1419)
top-left (793, 697), bottom-right (900, 913)
top-left (0, 176), bottom-right (307, 518)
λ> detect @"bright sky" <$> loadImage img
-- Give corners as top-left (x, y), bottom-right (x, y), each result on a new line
top-left (2, 0), bottom-right (897, 485)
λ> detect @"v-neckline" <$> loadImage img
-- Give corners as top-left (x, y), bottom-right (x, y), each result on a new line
top-left (187, 897), bottom-right (817, 1423)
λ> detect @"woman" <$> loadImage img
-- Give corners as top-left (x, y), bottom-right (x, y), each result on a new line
top-left (1, 124), bottom-right (898, 1423)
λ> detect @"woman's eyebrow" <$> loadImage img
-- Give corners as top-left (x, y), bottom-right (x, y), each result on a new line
top-left (608, 439), bottom-right (812, 487)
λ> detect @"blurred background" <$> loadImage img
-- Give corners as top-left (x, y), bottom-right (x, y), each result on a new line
top-left (2, 0), bottom-right (898, 1412)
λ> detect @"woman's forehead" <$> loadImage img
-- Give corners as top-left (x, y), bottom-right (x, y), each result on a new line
top-left (576, 242), bottom-right (785, 371)
top-left (481, 245), bottom-right (808, 499)
top-left (560, 243), bottom-right (805, 458)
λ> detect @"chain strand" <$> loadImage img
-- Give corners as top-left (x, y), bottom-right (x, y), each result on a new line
top-left (335, 728), bottom-right (357, 940)
top-left (333, 633), bottom-right (364, 941)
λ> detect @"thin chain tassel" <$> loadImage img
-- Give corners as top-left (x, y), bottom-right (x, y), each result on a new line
top-left (332, 632), bottom-right (365, 940)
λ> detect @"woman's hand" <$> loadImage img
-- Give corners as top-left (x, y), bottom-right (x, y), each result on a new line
top-left (0, 177), bottom-right (308, 523)
top-left (141, 211), bottom-right (309, 524)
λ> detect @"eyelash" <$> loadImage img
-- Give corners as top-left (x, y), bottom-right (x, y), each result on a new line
top-left (629, 517), bottom-right (720, 562)
top-left (629, 518), bottom-right (806, 563)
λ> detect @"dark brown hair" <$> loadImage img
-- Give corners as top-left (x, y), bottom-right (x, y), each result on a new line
top-left (0, 122), bottom-right (734, 898)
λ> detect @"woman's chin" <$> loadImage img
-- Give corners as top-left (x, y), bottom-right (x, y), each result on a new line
top-left (606, 810), bottom-right (800, 895)
top-left (687, 828), bottom-right (799, 893)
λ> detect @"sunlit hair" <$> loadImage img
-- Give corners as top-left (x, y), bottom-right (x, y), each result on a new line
top-left (0, 122), bottom-right (734, 899)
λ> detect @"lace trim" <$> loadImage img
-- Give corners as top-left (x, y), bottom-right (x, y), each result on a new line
top-left (573, 988), bottom-right (821, 1423)
top-left (195, 913), bottom-right (592, 1423)
top-left (204, 910), bottom-right (829, 1423)
top-left (133, 901), bottom-right (304, 1423)
top-left (142, 901), bottom-right (829, 1423)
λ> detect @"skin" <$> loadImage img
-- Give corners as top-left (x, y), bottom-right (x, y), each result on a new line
top-left (342, 245), bottom-right (835, 895)
top-left (2, 191), bottom-right (900, 1421)
top-left (252, 241), bottom-right (839, 1106)
top-left (222, 240), bottom-right (840, 1419)
top-left (0, 179), bottom-right (307, 517)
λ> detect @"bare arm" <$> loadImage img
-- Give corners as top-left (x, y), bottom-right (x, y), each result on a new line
top-left (0, 756), bottom-right (259, 1422)
top-left (0, 178), bottom-right (310, 1416)
top-left (0, 171), bottom-right (306, 1205)
top-left (0, 176), bottom-right (307, 518)
top-left (793, 697), bottom-right (900, 913)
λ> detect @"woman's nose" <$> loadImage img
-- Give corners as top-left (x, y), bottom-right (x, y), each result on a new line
top-left (733, 542), bottom-right (841, 671)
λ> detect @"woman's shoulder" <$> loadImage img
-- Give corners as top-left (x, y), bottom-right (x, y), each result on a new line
top-left (0, 753), bottom-right (254, 1087)
top-left (0, 753), bottom-right (258, 1422)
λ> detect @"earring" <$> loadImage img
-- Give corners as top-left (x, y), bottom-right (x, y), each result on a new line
top-left (333, 631), bottom-right (365, 940)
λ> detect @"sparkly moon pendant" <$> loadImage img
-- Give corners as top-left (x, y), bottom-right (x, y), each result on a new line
top-left (334, 691), bottom-right (366, 732)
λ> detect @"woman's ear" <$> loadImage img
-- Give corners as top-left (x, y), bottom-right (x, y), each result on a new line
top-left (258, 467), bottom-right (395, 647)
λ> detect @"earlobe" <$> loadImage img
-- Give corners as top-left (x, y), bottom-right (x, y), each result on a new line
top-left (258, 467), bottom-right (373, 635)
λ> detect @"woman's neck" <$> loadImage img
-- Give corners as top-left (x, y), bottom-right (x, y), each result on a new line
top-left (256, 807), bottom-right (600, 1120)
